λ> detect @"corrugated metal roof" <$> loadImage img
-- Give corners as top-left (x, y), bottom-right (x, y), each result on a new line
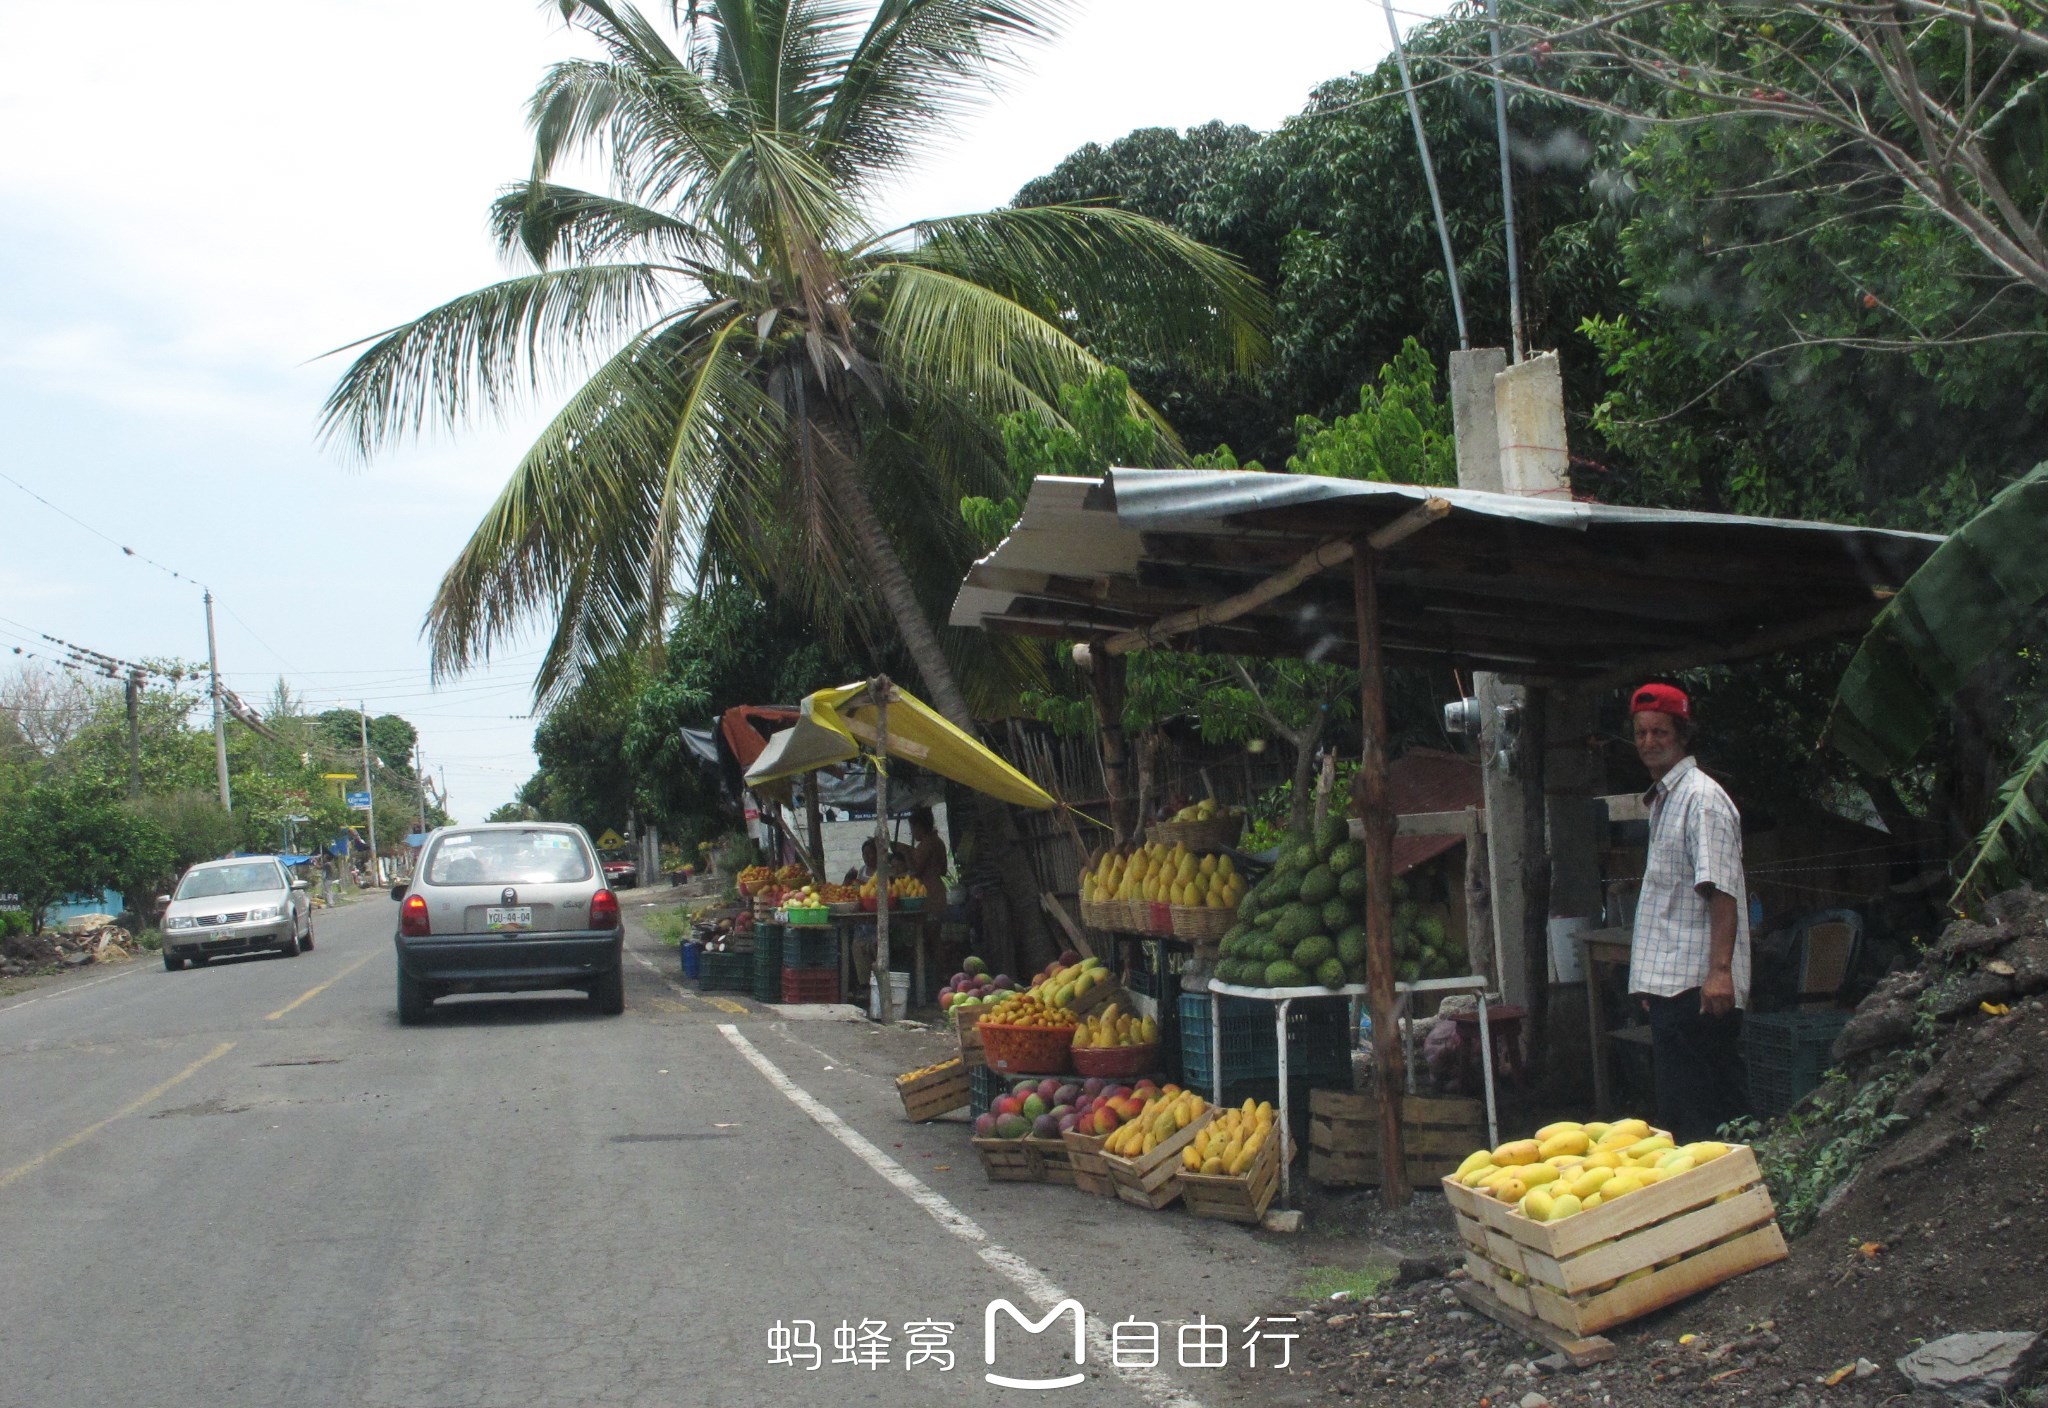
top-left (950, 469), bottom-right (1943, 682)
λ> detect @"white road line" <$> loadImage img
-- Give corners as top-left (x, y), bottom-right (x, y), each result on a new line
top-left (717, 1023), bottom-right (1207, 1408)
top-left (0, 964), bottom-right (149, 1017)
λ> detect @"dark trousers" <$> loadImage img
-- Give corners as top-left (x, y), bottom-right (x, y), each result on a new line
top-left (1644, 990), bottom-right (1749, 1142)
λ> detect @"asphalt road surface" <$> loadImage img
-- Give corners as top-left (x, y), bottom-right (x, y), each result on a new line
top-left (0, 896), bottom-right (1312, 1408)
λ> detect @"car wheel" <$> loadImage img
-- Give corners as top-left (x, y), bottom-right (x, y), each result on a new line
top-left (300, 927), bottom-right (314, 951)
top-left (278, 932), bottom-right (301, 958)
top-left (191, 955), bottom-right (209, 967)
top-left (163, 952), bottom-right (184, 972)
top-left (591, 965), bottom-right (625, 1015)
top-left (397, 966), bottom-right (432, 1025)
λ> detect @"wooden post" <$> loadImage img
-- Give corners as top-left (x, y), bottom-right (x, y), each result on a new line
top-left (873, 679), bottom-right (894, 1023)
top-left (1352, 542), bottom-right (1411, 1206)
top-left (804, 775), bottom-right (827, 883)
top-left (1081, 645), bottom-right (1137, 843)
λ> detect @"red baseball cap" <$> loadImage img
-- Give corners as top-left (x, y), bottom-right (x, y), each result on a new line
top-left (1630, 683), bottom-right (1691, 720)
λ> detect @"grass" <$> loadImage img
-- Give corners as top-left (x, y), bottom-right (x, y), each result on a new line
top-left (1291, 1262), bottom-right (1397, 1301)
top-left (645, 910), bottom-right (689, 947)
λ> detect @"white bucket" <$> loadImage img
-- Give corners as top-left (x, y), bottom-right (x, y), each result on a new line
top-left (869, 971), bottom-right (911, 1020)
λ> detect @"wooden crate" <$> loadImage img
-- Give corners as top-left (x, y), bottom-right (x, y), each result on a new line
top-left (1181, 1122), bottom-right (1282, 1224)
top-left (1101, 1109), bottom-right (1214, 1210)
top-left (895, 1058), bottom-right (970, 1123)
top-left (1442, 1145), bottom-right (1789, 1337)
top-left (1062, 1130), bottom-right (1116, 1198)
top-left (954, 1004), bottom-right (987, 1070)
top-left (1024, 1136), bottom-right (1078, 1186)
top-left (1064, 977), bottom-right (1125, 1020)
top-left (1309, 1090), bottom-right (1484, 1188)
top-left (972, 1137), bottom-right (1042, 1183)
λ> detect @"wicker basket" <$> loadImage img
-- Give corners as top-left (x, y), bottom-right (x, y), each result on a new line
top-left (979, 1020), bottom-right (1076, 1075)
top-left (1171, 904), bottom-right (1236, 942)
top-left (1070, 1042), bottom-right (1160, 1080)
top-left (1146, 900), bottom-right (1174, 936)
top-left (1147, 813), bottom-right (1245, 851)
top-left (1079, 898), bottom-right (1114, 931)
top-left (1107, 898), bottom-right (1140, 932)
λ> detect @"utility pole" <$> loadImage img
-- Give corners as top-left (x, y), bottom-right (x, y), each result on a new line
top-left (124, 668), bottom-right (144, 800)
top-left (360, 705), bottom-right (379, 887)
top-left (415, 740), bottom-right (428, 836)
top-left (204, 591), bottom-right (231, 811)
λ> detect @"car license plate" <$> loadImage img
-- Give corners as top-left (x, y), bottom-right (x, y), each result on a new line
top-left (486, 906), bottom-right (533, 931)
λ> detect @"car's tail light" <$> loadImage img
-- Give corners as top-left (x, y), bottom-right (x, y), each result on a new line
top-left (590, 889), bottom-right (620, 929)
top-left (400, 895), bottom-right (431, 936)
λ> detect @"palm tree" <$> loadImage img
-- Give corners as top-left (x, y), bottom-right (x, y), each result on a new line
top-left (322, 0), bottom-right (1266, 722)
top-left (321, 0), bottom-right (1267, 970)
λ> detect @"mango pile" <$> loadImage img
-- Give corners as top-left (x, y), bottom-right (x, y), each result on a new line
top-left (1182, 1099), bottom-right (1276, 1176)
top-left (977, 993), bottom-right (1079, 1030)
top-left (1453, 1118), bottom-right (1735, 1222)
top-left (1082, 843), bottom-right (1245, 910)
top-left (1168, 798), bottom-right (1240, 824)
top-left (1023, 953), bottom-right (1111, 1008)
top-left (1070, 1002), bottom-right (1157, 1050)
top-left (1102, 1088), bottom-right (1208, 1159)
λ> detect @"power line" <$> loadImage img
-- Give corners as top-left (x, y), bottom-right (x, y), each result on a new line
top-left (0, 467), bottom-right (208, 589)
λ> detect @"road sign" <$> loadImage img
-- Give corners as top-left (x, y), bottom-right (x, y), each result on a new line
top-left (596, 829), bottom-right (626, 850)
top-left (323, 773), bottom-right (357, 781)
top-left (346, 792), bottom-right (372, 810)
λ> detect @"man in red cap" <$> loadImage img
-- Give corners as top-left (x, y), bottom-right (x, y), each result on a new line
top-left (1628, 682), bottom-right (1751, 1141)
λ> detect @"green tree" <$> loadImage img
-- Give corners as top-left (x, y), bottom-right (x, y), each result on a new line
top-left (127, 790), bottom-right (240, 890)
top-left (0, 784), bottom-right (171, 931)
top-left (1285, 337), bottom-right (1456, 485)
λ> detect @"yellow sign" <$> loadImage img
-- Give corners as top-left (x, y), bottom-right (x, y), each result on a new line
top-left (323, 773), bottom-right (358, 781)
top-left (597, 830), bottom-right (626, 850)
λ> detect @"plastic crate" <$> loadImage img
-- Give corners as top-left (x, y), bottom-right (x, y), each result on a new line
top-left (970, 1063), bottom-right (1009, 1118)
top-left (698, 950), bottom-right (753, 994)
top-left (780, 968), bottom-right (842, 1004)
top-left (681, 940), bottom-right (702, 980)
top-left (1743, 1009), bottom-right (1850, 1118)
top-left (752, 928), bottom-right (785, 1002)
top-left (1179, 992), bottom-right (1353, 1093)
top-left (781, 928), bottom-right (840, 971)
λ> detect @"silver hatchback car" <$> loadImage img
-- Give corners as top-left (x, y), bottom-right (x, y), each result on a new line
top-left (390, 823), bottom-right (623, 1023)
top-left (160, 856), bottom-right (313, 970)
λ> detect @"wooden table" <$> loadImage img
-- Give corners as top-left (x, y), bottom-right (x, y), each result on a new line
top-left (833, 913), bottom-right (932, 1012)
top-left (1575, 927), bottom-right (1632, 1118)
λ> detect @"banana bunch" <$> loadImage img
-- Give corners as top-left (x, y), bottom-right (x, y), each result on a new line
top-left (1070, 1003), bottom-right (1158, 1050)
top-left (1102, 1088), bottom-right (1208, 1159)
top-left (1182, 1099), bottom-right (1275, 1176)
top-left (1452, 1118), bottom-right (1735, 1222)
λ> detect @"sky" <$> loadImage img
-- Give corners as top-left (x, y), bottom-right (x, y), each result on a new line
top-left (0, 0), bottom-right (1446, 824)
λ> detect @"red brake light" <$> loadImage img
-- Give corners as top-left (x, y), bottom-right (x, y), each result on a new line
top-left (400, 894), bottom-right (431, 936)
top-left (590, 889), bottom-right (620, 929)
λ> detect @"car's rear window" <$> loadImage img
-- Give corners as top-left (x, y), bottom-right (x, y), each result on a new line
top-left (426, 831), bottom-right (592, 885)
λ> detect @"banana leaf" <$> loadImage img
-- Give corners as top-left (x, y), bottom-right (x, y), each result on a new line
top-left (1829, 462), bottom-right (2048, 774)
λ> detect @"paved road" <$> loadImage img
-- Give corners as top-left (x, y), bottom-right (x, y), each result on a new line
top-left (0, 898), bottom-right (1312, 1408)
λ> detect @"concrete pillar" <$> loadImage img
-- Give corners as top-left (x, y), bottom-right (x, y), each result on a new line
top-left (1450, 349), bottom-right (1507, 493)
top-left (1495, 353), bottom-right (1571, 498)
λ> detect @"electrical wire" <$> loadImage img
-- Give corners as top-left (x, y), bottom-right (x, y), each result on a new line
top-left (0, 466), bottom-right (208, 589)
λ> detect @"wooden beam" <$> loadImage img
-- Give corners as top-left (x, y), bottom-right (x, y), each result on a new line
top-left (1352, 540), bottom-right (1410, 1207)
top-left (1041, 892), bottom-right (1091, 958)
top-left (1103, 498), bottom-right (1449, 656)
top-left (1566, 603), bottom-right (1881, 693)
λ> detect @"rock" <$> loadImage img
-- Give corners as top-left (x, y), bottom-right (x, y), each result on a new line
top-left (1999, 935), bottom-right (2048, 995)
top-left (1979, 888), bottom-right (2048, 933)
top-left (1926, 971), bottom-right (2017, 1022)
top-left (1875, 1127), bottom-right (1964, 1178)
top-left (1895, 1331), bottom-right (2044, 1403)
top-left (1964, 1055), bottom-right (2030, 1108)
top-left (1836, 999), bottom-right (1916, 1060)
top-left (1894, 1070), bottom-right (1949, 1121)
top-left (1519, 1392), bottom-right (1552, 1408)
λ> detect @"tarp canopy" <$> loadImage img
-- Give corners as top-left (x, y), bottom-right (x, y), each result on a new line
top-left (949, 470), bottom-right (1945, 683)
top-left (745, 681), bottom-right (1058, 811)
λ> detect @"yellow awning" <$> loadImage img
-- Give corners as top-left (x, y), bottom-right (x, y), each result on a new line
top-left (744, 680), bottom-right (1057, 811)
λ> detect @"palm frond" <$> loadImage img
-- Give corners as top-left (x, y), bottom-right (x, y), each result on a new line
top-left (1954, 727), bottom-right (2048, 906)
top-left (820, 0), bottom-right (1072, 189)
top-left (1829, 461), bottom-right (2048, 773)
top-left (319, 264), bottom-right (676, 456)
top-left (490, 180), bottom-right (720, 271)
top-left (424, 312), bottom-right (786, 699)
top-left (882, 203), bottom-right (1271, 377)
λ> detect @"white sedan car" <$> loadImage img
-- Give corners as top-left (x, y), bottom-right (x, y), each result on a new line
top-left (160, 856), bottom-right (313, 970)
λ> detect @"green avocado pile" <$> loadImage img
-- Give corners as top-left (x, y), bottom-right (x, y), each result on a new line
top-left (1213, 815), bottom-right (1466, 989)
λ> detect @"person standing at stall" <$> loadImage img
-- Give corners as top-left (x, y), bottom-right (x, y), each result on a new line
top-left (1628, 683), bottom-right (1752, 1142)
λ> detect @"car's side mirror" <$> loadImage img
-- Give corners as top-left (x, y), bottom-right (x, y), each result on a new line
top-left (390, 884), bottom-right (407, 902)
top-left (156, 895), bottom-right (171, 907)
top-left (291, 881), bottom-right (308, 892)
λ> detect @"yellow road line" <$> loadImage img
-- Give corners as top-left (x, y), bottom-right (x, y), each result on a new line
top-left (267, 949), bottom-right (381, 1021)
top-left (0, 1040), bottom-right (236, 1192)
top-left (704, 996), bottom-right (749, 1015)
top-left (647, 996), bottom-right (695, 1014)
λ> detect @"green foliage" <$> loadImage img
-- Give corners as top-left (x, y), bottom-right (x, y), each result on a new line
top-left (1952, 730), bottom-right (2048, 907)
top-left (126, 791), bottom-right (239, 886)
top-left (1285, 338), bottom-right (1455, 485)
top-left (0, 784), bottom-right (172, 930)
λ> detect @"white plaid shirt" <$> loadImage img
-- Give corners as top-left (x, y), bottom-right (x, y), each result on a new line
top-left (1629, 755), bottom-right (1751, 1006)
